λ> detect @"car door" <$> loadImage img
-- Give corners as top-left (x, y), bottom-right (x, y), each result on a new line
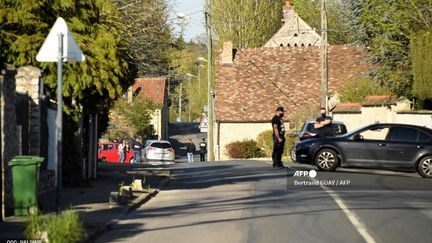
top-left (342, 125), bottom-right (390, 166)
top-left (385, 126), bottom-right (423, 168)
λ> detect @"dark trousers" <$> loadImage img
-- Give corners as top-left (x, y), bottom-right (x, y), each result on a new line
top-left (200, 152), bottom-right (206, 161)
top-left (272, 138), bottom-right (285, 166)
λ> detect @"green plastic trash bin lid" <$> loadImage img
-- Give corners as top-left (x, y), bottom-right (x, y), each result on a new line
top-left (8, 156), bottom-right (44, 166)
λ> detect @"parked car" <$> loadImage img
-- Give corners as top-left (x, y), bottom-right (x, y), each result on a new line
top-left (290, 119), bottom-right (348, 162)
top-left (295, 123), bottom-right (432, 178)
top-left (141, 140), bottom-right (175, 164)
top-left (98, 142), bottom-right (134, 163)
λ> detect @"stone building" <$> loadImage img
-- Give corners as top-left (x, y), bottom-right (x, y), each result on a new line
top-left (130, 77), bottom-right (169, 140)
top-left (213, 0), bottom-right (370, 160)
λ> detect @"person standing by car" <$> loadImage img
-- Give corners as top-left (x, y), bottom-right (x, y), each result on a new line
top-left (272, 106), bottom-right (286, 169)
top-left (314, 108), bottom-right (334, 138)
top-left (118, 140), bottom-right (126, 163)
top-left (199, 138), bottom-right (207, 162)
top-left (186, 139), bottom-right (196, 163)
top-left (132, 139), bottom-right (142, 164)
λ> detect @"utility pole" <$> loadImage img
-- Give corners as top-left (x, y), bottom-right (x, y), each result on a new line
top-left (205, 0), bottom-right (215, 161)
top-left (179, 82), bottom-right (182, 122)
top-left (320, 0), bottom-right (329, 114)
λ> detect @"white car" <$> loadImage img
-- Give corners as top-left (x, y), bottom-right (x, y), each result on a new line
top-left (141, 140), bottom-right (175, 164)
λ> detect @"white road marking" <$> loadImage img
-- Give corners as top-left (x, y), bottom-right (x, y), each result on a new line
top-left (316, 181), bottom-right (378, 243)
top-left (272, 161), bottom-right (379, 243)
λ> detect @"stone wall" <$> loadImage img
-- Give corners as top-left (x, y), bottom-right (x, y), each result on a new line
top-left (16, 66), bottom-right (42, 157)
top-left (1, 66), bottom-right (19, 219)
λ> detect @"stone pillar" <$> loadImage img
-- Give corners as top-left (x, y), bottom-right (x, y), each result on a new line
top-left (1, 65), bottom-right (19, 219)
top-left (16, 66), bottom-right (42, 156)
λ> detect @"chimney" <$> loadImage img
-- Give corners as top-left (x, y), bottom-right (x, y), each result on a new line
top-left (282, 0), bottom-right (292, 21)
top-left (221, 41), bottom-right (233, 66)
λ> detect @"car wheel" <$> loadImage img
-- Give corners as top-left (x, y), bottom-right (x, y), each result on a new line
top-left (290, 146), bottom-right (296, 162)
top-left (314, 149), bottom-right (338, 172)
top-left (417, 156), bottom-right (432, 179)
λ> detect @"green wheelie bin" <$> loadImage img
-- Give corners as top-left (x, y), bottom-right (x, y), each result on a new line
top-left (8, 156), bottom-right (44, 216)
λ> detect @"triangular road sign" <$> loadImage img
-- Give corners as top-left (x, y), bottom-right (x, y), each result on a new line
top-left (36, 17), bottom-right (85, 62)
top-left (199, 116), bottom-right (209, 129)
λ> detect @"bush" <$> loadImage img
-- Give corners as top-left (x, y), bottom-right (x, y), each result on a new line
top-left (256, 130), bottom-right (296, 159)
top-left (225, 139), bottom-right (265, 159)
top-left (25, 210), bottom-right (84, 243)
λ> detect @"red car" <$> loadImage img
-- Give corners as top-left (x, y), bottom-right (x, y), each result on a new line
top-left (98, 142), bottom-right (134, 163)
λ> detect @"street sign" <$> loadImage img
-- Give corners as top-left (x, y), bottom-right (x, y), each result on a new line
top-left (36, 17), bottom-right (85, 62)
top-left (36, 17), bottom-right (85, 214)
top-left (199, 116), bottom-right (208, 128)
top-left (199, 115), bottom-right (208, 133)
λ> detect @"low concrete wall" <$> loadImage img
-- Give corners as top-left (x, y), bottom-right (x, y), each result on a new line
top-left (216, 122), bottom-right (275, 161)
top-left (334, 108), bottom-right (432, 131)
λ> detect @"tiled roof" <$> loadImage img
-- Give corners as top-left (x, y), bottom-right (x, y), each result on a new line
top-left (132, 77), bottom-right (167, 105)
top-left (332, 102), bottom-right (362, 113)
top-left (362, 95), bottom-right (397, 106)
top-left (215, 45), bottom-right (370, 122)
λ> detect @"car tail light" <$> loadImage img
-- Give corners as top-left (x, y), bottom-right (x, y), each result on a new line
top-left (302, 133), bottom-right (312, 139)
top-left (167, 148), bottom-right (174, 152)
top-left (148, 147), bottom-right (157, 151)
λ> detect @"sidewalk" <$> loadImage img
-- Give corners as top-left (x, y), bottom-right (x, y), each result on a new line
top-left (0, 162), bottom-right (170, 242)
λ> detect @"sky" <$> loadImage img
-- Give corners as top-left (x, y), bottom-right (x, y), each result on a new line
top-left (169, 0), bottom-right (206, 41)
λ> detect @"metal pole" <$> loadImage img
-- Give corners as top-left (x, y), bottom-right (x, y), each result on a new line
top-left (55, 33), bottom-right (63, 214)
top-left (205, 6), bottom-right (214, 161)
top-left (179, 82), bottom-right (182, 122)
top-left (320, 0), bottom-right (329, 114)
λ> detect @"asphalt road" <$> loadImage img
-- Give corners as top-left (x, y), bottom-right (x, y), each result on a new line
top-left (95, 159), bottom-right (432, 243)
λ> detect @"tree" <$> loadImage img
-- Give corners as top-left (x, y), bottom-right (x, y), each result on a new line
top-left (209, 0), bottom-right (285, 48)
top-left (337, 77), bottom-right (391, 103)
top-left (0, 0), bottom-right (130, 118)
top-left (343, 0), bottom-right (432, 99)
top-left (105, 97), bottom-right (157, 141)
top-left (292, 0), bottom-right (356, 44)
top-left (112, 0), bottom-right (173, 77)
top-left (411, 30), bottom-right (432, 103)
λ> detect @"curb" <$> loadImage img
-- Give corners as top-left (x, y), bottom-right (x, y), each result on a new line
top-left (83, 177), bottom-right (170, 243)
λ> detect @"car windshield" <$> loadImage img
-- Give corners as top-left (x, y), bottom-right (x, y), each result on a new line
top-left (150, 142), bottom-right (172, 149)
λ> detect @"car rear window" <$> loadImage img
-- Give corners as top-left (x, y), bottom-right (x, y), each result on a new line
top-left (150, 142), bottom-right (172, 149)
top-left (418, 131), bottom-right (432, 142)
top-left (306, 122), bottom-right (347, 135)
top-left (387, 127), bottom-right (419, 142)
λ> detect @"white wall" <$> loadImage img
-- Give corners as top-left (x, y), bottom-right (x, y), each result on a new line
top-left (216, 122), bottom-right (275, 161)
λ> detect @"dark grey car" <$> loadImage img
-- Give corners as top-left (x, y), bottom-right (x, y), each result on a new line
top-left (295, 123), bottom-right (432, 178)
top-left (290, 119), bottom-right (347, 162)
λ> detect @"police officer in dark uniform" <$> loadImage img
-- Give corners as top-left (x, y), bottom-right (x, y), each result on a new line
top-left (272, 106), bottom-right (286, 169)
top-left (314, 107), bottom-right (334, 138)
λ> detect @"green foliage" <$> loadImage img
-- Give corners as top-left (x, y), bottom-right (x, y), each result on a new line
top-left (292, 0), bottom-right (355, 44)
top-left (209, 0), bottom-right (285, 48)
top-left (344, 0), bottom-right (432, 100)
top-left (167, 40), bottom-right (208, 122)
top-left (106, 97), bottom-right (157, 141)
top-left (256, 130), bottom-right (274, 157)
top-left (411, 30), bottom-right (432, 100)
top-left (338, 77), bottom-right (392, 103)
top-left (256, 130), bottom-right (296, 159)
top-left (25, 210), bottom-right (84, 243)
top-left (225, 139), bottom-right (264, 159)
top-left (112, 0), bottom-right (173, 76)
top-left (0, 0), bottom-right (130, 118)
top-left (289, 105), bottom-right (320, 131)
